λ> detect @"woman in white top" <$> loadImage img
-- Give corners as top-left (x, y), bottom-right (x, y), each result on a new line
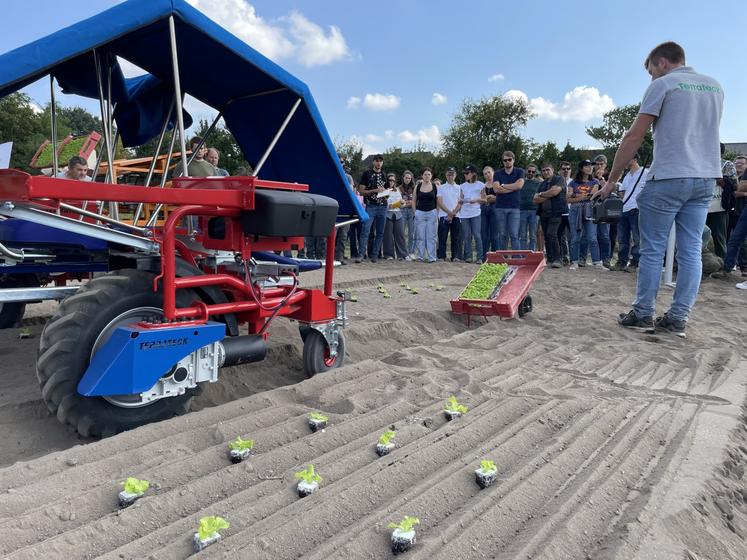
top-left (383, 173), bottom-right (409, 260)
top-left (459, 165), bottom-right (487, 262)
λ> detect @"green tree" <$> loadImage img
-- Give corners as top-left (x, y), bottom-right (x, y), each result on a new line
top-left (383, 146), bottom-right (438, 181)
top-left (525, 140), bottom-right (562, 168)
top-left (334, 137), bottom-right (364, 180)
top-left (195, 119), bottom-right (251, 175)
top-left (586, 104), bottom-right (653, 164)
top-left (0, 93), bottom-right (46, 172)
top-left (440, 95), bottom-right (534, 171)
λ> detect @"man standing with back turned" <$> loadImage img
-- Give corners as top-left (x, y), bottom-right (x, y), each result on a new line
top-left (594, 42), bottom-right (724, 337)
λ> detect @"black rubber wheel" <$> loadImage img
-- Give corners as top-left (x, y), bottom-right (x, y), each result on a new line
top-left (518, 295), bottom-right (533, 318)
top-left (302, 329), bottom-right (345, 377)
top-left (36, 269), bottom-right (203, 438)
top-left (0, 274), bottom-right (38, 329)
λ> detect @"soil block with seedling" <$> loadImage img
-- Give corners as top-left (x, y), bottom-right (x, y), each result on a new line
top-left (444, 395), bottom-right (468, 421)
top-left (227, 436), bottom-right (254, 464)
top-left (295, 464), bottom-right (322, 497)
top-left (376, 429), bottom-right (396, 457)
top-left (118, 477), bottom-right (149, 508)
top-left (388, 516), bottom-right (420, 554)
top-left (474, 459), bottom-right (498, 489)
top-left (308, 412), bottom-right (328, 432)
top-left (193, 516), bottom-right (229, 553)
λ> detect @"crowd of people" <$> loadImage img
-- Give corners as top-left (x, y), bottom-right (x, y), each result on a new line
top-left (332, 151), bottom-right (658, 272)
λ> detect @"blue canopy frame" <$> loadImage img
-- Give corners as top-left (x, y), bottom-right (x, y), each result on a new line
top-left (0, 0), bottom-right (366, 219)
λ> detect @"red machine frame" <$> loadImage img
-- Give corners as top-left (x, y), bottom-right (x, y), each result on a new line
top-left (0, 169), bottom-right (341, 336)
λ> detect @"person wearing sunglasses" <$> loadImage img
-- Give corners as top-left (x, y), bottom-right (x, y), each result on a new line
top-left (519, 163), bottom-right (542, 250)
top-left (491, 151), bottom-right (525, 250)
top-left (557, 161), bottom-right (573, 264)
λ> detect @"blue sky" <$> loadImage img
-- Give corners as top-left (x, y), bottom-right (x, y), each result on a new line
top-left (3, 0), bottom-right (745, 155)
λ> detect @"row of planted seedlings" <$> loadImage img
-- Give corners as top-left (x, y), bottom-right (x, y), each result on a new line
top-left (115, 395), bottom-right (497, 555)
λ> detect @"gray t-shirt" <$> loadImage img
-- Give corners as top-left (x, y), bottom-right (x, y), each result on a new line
top-left (639, 66), bottom-right (723, 180)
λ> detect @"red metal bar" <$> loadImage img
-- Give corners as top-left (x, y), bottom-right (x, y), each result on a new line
top-left (173, 176), bottom-right (309, 192)
top-left (323, 227), bottom-right (336, 297)
top-left (174, 273), bottom-right (289, 299)
top-left (172, 290), bottom-right (307, 319)
top-left (0, 170), bottom-right (255, 208)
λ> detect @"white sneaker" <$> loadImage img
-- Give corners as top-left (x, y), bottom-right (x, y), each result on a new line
top-left (736, 281), bottom-right (747, 290)
top-left (404, 255), bottom-right (412, 261)
top-left (592, 261), bottom-right (609, 271)
top-left (569, 263), bottom-right (578, 270)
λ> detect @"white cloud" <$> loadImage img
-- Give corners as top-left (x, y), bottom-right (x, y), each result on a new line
top-left (503, 86), bottom-right (615, 122)
top-left (364, 133), bottom-right (385, 143)
top-left (26, 100), bottom-right (43, 114)
top-left (346, 96), bottom-right (361, 109)
top-left (488, 73), bottom-right (505, 82)
top-left (186, 0), bottom-right (350, 67)
top-left (431, 92), bottom-right (447, 105)
top-left (287, 12), bottom-right (351, 67)
top-left (398, 125), bottom-right (442, 146)
top-left (363, 93), bottom-right (400, 111)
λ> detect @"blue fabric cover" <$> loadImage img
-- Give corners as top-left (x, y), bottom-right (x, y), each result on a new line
top-left (0, 0), bottom-right (365, 219)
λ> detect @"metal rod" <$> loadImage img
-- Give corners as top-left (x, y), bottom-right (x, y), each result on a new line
top-left (59, 202), bottom-right (149, 234)
top-left (0, 239), bottom-right (52, 262)
top-left (106, 63), bottom-right (119, 220)
top-left (81, 127), bottom-right (118, 221)
top-left (0, 286), bottom-right (79, 303)
top-left (225, 87), bottom-right (287, 107)
top-left (335, 218), bottom-right (359, 229)
top-left (169, 15), bottom-right (188, 179)
top-left (144, 128), bottom-right (178, 227)
top-left (49, 75), bottom-right (59, 178)
top-left (94, 50), bottom-right (114, 185)
top-left (132, 99), bottom-right (175, 224)
top-left (252, 97), bottom-right (301, 177)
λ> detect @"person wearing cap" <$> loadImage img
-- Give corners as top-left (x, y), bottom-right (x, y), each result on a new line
top-left (458, 165), bottom-right (486, 262)
top-left (593, 41), bottom-right (724, 336)
top-left (437, 166), bottom-right (463, 261)
top-left (567, 160), bottom-right (605, 269)
top-left (357, 154), bottom-right (388, 263)
top-left (492, 151), bottom-right (525, 250)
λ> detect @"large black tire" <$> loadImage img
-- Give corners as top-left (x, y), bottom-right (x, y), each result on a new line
top-left (37, 269), bottom-right (202, 438)
top-left (0, 274), bottom-right (38, 329)
top-left (303, 329), bottom-right (345, 377)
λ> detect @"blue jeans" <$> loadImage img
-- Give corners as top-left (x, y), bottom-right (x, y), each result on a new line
top-left (568, 205), bottom-right (600, 263)
top-left (480, 205), bottom-right (496, 260)
top-left (493, 207), bottom-right (520, 250)
top-left (518, 210), bottom-right (538, 250)
top-left (461, 215), bottom-right (482, 261)
top-left (415, 209), bottom-right (438, 261)
top-left (633, 178), bottom-right (713, 322)
top-left (400, 206), bottom-right (415, 254)
top-left (724, 204), bottom-right (747, 271)
top-left (617, 209), bottom-right (640, 266)
top-left (597, 223), bottom-right (611, 262)
top-left (359, 204), bottom-right (387, 260)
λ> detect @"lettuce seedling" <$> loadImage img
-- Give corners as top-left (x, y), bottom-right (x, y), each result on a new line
top-left (376, 429), bottom-right (396, 457)
top-left (118, 477), bottom-right (149, 508)
top-left (227, 436), bottom-right (254, 463)
top-left (193, 516), bottom-right (230, 552)
top-left (410, 287), bottom-right (419, 294)
top-left (388, 516), bottom-right (420, 554)
top-left (475, 459), bottom-right (498, 489)
top-left (295, 464), bottom-right (322, 497)
top-left (444, 395), bottom-right (468, 420)
top-left (383, 292), bottom-right (392, 298)
top-left (308, 412), bottom-right (328, 432)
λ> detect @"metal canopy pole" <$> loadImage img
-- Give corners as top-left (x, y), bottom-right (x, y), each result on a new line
top-left (144, 128), bottom-right (178, 228)
top-left (132, 99), bottom-right (175, 225)
top-left (169, 16), bottom-right (188, 179)
top-left (93, 50), bottom-right (114, 185)
top-left (252, 97), bottom-right (301, 177)
top-left (49, 76), bottom-right (59, 178)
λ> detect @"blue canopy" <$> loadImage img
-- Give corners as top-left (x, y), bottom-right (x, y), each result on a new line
top-left (0, 0), bottom-right (365, 218)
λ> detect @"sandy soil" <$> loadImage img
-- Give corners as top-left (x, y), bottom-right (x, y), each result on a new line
top-left (0, 261), bottom-right (745, 560)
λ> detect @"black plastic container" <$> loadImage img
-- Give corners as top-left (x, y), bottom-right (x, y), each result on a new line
top-left (241, 190), bottom-right (338, 237)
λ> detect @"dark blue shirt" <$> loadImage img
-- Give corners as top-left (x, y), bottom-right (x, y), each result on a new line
top-left (494, 167), bottom-right (525, 209)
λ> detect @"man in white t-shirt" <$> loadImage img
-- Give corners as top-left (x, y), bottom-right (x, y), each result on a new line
top-left (437, 167), bottom-right (463, 260)
top-left (55, 155), bottom-right (92, 181)
top-left (615, 154), bottom-right (648, 271)
top-left (458, 165), bottom-right (486, 262)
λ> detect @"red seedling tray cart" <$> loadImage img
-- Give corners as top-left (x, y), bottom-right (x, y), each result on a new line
top-left (450, 251), bottom-right (545, 321)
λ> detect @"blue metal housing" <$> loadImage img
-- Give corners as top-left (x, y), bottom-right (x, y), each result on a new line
top-left (78, 321), bottom-right (225, 397)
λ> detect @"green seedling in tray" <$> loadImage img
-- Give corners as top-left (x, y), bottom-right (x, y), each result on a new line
top-left (376, 429), bottom-right (396, 457)
top-left (308, 412), bottom-right (328, 432)
top-left (475, 459), bottom-right (498, 489)
top-left (459, 262), bottom-right (509, 300)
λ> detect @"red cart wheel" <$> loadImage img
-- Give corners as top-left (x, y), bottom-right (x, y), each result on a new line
top-left (303, 329), bottom-right (345, 377)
